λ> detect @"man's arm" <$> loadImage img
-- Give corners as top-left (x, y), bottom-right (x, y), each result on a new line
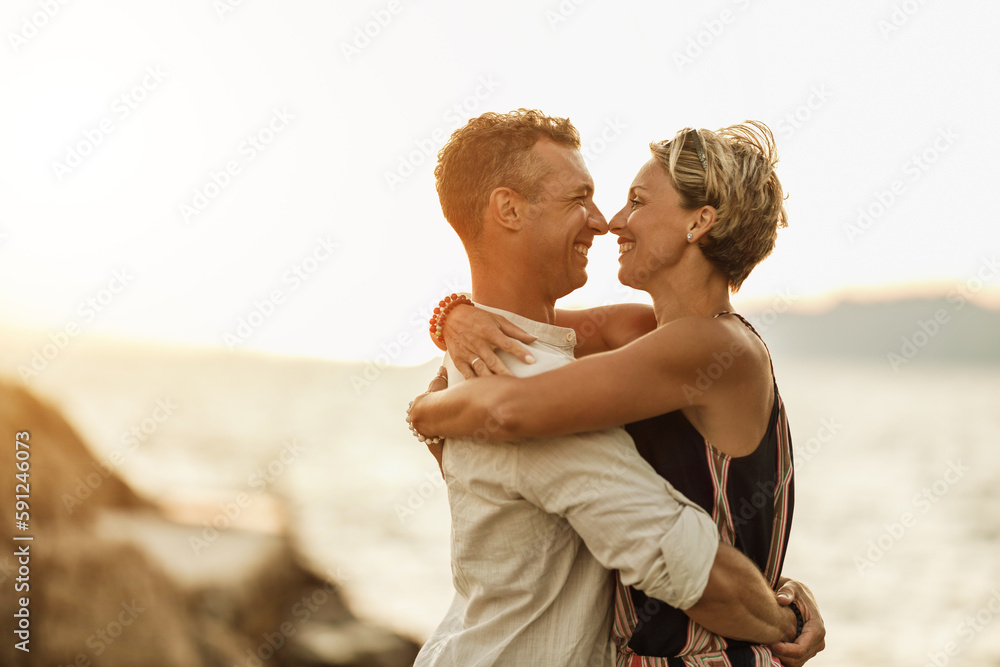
top-left (685, 544), bottom-right (797, 643)
top-left (515, 430), bottom-right (796, 644)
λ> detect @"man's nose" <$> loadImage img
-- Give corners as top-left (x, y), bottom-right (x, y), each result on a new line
top-left (587, 201), bottom-right (608, 235)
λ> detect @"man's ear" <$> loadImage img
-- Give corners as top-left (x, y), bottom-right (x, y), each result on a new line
top-left (488, 187), bottom-right (527, 232)
top-left (688, 205), bottom-right (716, 244)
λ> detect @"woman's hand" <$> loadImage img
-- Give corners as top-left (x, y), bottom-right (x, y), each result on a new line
top-left (770, 578), bottom-right (826, 666)
top-left (443, 304), bottom-right (536, 379)
top-left (414, 366), bottom-right (449, 476)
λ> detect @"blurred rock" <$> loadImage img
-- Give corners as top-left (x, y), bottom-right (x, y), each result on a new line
top-left (0, 382), bottom-right (419, 666)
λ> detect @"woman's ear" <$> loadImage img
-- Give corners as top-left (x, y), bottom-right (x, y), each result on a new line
top-left (688, 205), bottom-right (716, 244)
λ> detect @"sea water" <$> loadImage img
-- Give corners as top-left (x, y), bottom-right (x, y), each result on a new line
top-left (8, 341), bottom-right (1000, 666)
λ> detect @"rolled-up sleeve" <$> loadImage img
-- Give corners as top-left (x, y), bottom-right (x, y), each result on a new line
top-left (516, 427), bottom-right (719, 610)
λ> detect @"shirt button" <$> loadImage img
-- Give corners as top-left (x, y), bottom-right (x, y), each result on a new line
top-left (565, 333), bottom-right (575, 342)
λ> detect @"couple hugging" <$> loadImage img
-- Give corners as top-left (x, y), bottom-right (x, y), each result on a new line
top-left (406, 108), bottom-right (826, 666)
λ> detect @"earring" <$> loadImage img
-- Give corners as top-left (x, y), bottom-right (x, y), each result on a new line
top-left (686, 233), bottom-right (693, 240)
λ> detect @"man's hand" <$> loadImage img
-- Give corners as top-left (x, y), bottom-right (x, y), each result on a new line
top-left (416, 366), bottom-right (449, 476)
top-left (443, 305), bottom-right (536, 379)
top-left (770, 578), bottom-right (826, 666)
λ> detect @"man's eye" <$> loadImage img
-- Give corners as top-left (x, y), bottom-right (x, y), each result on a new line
top-left (629, 198), bottom-right (641, 208)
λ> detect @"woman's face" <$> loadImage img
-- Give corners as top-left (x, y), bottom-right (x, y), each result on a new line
top-left (609, 158), bottom-right (694, 290)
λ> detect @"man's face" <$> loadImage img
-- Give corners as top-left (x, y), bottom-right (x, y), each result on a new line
top-left (521, 140), bottom-right (608, 299)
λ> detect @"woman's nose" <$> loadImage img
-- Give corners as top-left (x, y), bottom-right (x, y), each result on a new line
top-left (608, 204), bottom-right (628, 234)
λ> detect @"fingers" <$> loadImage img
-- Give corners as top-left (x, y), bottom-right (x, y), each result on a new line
top-left (492, 318), bottom-right (538, 366)
top-left (770, 641), bottom-right (806, 667)
top-left (454, 344), bottom-right (508, 378)
top-left (474, 348), bottom-right (509, 376)
top-left (772, 655), bottom-right (805, 667)
top-left (770, 580), bottom-right (824, 667)
top-left (497, 319), bottom-right (537, 344)
top-left (777, 579), bottom-right (819, 624)
top-left (472, 325), bottom-right (536, 373)
top-left (445, 310), bottom-right (536, 375)
top-left (774, 580), bottom-right (814, 621)
top-left (463, 335), bottom-right (514, 376)
top-left (426, 366), bottom-right (448, 392)
top-left (495, 341), bottom-right (535, 367)
top-left (454, 360), bottom-right (476, 381)
top-left (770, 638), bottom-right (805, 658)
top-left (770, 620), bottom-right (825, 666)
top-left (775, 580), bottom-right (796, 605)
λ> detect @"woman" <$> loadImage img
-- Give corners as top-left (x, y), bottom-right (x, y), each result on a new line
top-left (411, 121), bottom-right (809, 666)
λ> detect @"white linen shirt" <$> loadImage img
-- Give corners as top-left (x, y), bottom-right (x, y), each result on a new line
top-left (414, 305), bottom-right (720, 667)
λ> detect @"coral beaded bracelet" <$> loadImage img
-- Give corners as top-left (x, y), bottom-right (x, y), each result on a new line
top-left (428, 293), bottom-right (474, 349)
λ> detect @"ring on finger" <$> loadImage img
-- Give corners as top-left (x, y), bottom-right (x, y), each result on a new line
top-left (471, 357), bottom-right (483, 368)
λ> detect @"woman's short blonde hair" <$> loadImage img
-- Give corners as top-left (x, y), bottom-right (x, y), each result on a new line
top-left (650, 120), bottom-right (788, 292)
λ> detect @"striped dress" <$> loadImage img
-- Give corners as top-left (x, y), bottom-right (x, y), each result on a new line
top-left (613, 313), bottom-right (795, 667)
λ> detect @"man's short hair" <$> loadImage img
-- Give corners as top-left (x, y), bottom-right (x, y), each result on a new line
top-left (435, 109), bottom-right (581, 244)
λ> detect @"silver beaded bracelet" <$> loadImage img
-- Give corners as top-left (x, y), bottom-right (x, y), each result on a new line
top-left (406, 400), bottom-right (442, 445)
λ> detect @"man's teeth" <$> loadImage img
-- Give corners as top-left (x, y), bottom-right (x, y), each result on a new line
top-left (619, 242), bottom-right (636, 254)
top-left (573, 244), bottom-right (588, 257)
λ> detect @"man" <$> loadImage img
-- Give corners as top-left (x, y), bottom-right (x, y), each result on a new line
top-left (411, 109), bottom-right (821, 666)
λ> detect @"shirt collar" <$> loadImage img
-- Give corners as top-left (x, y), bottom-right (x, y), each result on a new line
top-left (474, 303), bottom-right (578, 351)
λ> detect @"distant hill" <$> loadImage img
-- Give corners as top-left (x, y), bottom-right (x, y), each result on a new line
top-left (742, 298), bottom-right (1000, 365)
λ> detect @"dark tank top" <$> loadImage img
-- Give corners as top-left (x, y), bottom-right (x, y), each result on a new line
top-left (621, 313), bottom-right (795, 664)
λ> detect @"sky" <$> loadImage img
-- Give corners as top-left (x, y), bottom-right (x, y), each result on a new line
top-left (2, 0), bottom-right (998, 367)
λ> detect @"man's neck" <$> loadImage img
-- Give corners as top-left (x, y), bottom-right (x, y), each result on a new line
top-left (470, 266), bottom-right (557, 325)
